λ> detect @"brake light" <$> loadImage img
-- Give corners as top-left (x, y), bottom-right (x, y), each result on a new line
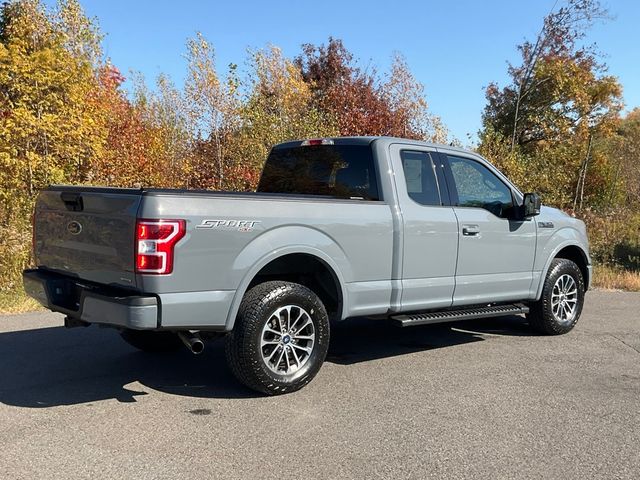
top-left (135, 219), bottom-right (186, 274)
top-left (300, 138), bottom-right (334, 146)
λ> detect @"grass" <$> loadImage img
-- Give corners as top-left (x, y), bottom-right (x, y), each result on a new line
top-left (0, 264), bottom-right (638, 315)
top-left (0, 290), bottom-right (43, 315)
top-left (592, 264), bottom-right (640, 292)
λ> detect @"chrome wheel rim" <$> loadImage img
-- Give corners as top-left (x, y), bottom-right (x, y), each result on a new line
top-left (260, 305), bottom-right (315, 375)
top-left (551, 274), bottom-right (578, 325)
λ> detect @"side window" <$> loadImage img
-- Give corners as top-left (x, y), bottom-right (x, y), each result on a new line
top-left (447, 155), bottom-right (513, 216)
top-left (400, 150), bottom-right (441, 206)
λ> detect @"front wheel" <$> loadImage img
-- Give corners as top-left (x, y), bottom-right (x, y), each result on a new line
top-left (527, 258), bottom-right (585, 335)
top-left (225, 281), bottom-right (330, 395)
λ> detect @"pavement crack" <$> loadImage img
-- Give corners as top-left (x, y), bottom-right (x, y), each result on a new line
top-left (608, 334), bottom-right (640, 356)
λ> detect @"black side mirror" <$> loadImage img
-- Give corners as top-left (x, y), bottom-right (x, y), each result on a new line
top-left (523, 192), bottom-right (541, 217)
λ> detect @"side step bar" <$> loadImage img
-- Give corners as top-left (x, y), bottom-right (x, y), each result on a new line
top-left (392, 303), bottom-right (529, 327)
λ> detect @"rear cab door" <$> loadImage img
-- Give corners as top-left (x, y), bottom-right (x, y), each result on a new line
top-left (389, 143), bottom-right (458, 311)
top-left (438, 148), bottom-right (537, 305)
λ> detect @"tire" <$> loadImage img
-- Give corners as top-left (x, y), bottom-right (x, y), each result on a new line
top-left (120, 329), bottom-right (182, 352)
top-left (527, 258), bottom-right (585, 335)
top-left (225, 281), bottom-right (330, 395)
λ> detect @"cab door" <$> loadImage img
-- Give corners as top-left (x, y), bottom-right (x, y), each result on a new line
top-left (389, 144), bottom-right (459, 311)
top-left (441, 151), bottom-right (536, 306)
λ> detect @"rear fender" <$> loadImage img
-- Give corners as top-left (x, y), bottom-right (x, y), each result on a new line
top-left (224, 226), bottom-right (350, 330)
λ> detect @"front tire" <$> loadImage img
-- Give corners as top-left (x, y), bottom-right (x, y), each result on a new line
top-left (225, 281), bottom-right (330, 395)
top-left (527, 258), bottom-right (585, 335)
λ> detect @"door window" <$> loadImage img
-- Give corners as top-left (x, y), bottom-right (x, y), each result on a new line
top-left (447, 155), bottom-right (513, 217)
top-left (400, 150), bottom-right (441, 206)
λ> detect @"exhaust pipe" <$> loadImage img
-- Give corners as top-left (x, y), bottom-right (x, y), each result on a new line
top-left (178, 331), bottom-right (205, 355)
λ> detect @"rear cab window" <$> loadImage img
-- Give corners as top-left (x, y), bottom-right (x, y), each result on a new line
top-left (400, 150), bottom-right (441, 206)
top-left (257, 143), bottom-right (380, 200)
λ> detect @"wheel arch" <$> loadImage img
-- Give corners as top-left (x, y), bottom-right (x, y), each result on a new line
top-left (225, 247), bottom-right (347, 331)
top-left (536, 242), bottom-right (591, 300)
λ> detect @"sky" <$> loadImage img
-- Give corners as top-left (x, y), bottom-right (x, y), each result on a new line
top-left (52, 0), bottom-right (640, 144)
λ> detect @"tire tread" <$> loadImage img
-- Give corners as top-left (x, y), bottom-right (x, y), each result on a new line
top-left (225, 281), bottom-right (329, 395)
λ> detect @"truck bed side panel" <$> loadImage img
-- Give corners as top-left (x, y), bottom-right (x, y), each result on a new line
top-left (137, 193), bottom-right (394, 327)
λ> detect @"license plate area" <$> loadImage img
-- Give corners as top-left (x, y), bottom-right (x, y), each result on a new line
top-left (48, 277), bottom-right (84, 312)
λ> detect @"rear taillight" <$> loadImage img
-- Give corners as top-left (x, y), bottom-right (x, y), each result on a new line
top-left (135, 219), bottom-right (186, 275)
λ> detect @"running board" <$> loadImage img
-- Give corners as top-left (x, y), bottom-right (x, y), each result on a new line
top-left (392, 303), bottom-right (529, 327)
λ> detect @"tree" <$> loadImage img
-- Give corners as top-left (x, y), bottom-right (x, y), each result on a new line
top-left (132, 73), bottom-right (191, 188)
top-left (296, 38), bottom-right (445, 141)
top-left (485, 0), bottom-right (609, 150)
top-left (235, 45), bottom-right (337, 188)
top-left (295, 38), bottom-right (391, 136)
top-left (183, 32), bottom-right (240, 189)
top-left (383, 53), bottom-right (447, 142)
top-left (480, 0), bottom-right (622, 210)
top-left (0, 0), bottom-right (108, 294)
top-left (606, 109), bottom-right (640, 206)
top-left (0, 0), bottom-right (105, 224)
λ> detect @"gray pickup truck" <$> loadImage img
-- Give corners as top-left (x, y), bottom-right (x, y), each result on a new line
top-left (24, 137), bottom-right (591, 394)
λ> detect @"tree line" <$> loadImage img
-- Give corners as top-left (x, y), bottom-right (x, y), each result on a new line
top-left (477, 0), bottom-right (639, 269)
top-left (0, 0), bottom-right (638, 296)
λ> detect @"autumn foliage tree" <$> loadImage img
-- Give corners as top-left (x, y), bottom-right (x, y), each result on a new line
top-left (480, 0), bottom-right (622, 209)
top-left (7, 0), bottom-right (636, 296)
top-left (295, 38), bottom-right (446, 142)
top-left (234, 45), bottom-right (337, 188)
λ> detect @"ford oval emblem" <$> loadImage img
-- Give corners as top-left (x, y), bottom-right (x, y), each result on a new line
top-left (67, 221), bottom-right (82, 235)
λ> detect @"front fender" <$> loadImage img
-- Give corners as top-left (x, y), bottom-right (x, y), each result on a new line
top-left (534, 227), bottom-right (591, 300)
top-left (224, 225), bottom-right (350, 330)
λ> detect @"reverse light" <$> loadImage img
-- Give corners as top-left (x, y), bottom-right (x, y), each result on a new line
top-left (135, 219), bottom-right (186, 274)
top-left (300, 138), bottom-right (334, 146)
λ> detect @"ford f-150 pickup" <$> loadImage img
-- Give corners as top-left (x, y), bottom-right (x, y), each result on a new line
top-left (23, 136), bottom-right (591, 395)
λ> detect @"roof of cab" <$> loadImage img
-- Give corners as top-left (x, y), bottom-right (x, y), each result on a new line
top-left (273, 136), bottom-right (473, 156)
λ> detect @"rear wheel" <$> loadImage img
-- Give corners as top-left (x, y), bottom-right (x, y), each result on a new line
top-left (225, 281), bottom-right (330, 395)
top-left (120, 329), bottom-right (182, 352)
top-left (527, 258), bottom-right (585, 335)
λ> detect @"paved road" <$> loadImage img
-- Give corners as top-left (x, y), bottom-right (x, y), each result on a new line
top-left (0, 290), bottom-right (638, 479)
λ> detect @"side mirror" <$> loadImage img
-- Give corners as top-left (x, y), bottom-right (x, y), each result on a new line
top-left (523, 192), bottom-right (541, 217)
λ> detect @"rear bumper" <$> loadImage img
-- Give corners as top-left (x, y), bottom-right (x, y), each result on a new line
top-left (23, 269), bottom-right (235, 331)
top-left (23, 269), bottom-right (158, 330)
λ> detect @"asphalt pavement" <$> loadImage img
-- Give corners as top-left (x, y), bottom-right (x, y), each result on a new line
top-left (0, 290), bottom-right (638, 479)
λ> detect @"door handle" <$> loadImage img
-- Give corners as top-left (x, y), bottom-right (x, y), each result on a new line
top-left (462, 225), bottom-right (480, 236)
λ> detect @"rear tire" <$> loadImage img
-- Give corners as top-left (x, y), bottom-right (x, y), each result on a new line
top-left (120, 329), bottom-right (182, 352)
top-left (527, 258), bottom-right (585, 335)
top-left (226, 281), bottom-right (330, 395)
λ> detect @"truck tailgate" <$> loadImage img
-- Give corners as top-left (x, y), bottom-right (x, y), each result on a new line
top-left (34, 187), bottom-right (142, 288)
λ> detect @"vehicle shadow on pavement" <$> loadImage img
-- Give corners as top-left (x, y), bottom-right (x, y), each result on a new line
top-left (0, 315), bottom-right (533, 407)
top-left (0, 325), bottom-right (251, 407)
top-left (326, 315), bottom-right (534, 365)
